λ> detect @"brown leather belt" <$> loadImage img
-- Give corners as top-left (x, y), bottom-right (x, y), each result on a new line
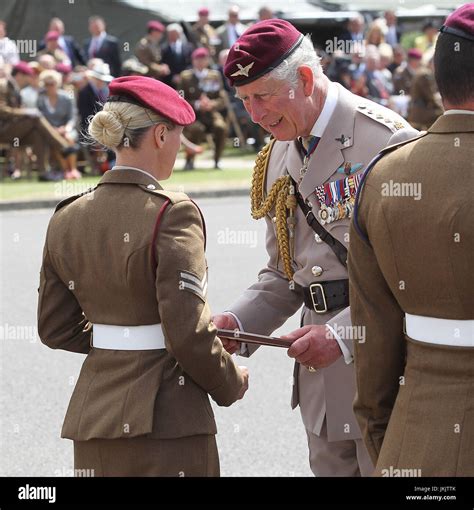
top-left (302, 279), bottom-right (349, 314)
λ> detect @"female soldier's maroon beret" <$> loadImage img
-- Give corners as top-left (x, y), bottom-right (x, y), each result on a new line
top-left (224, 19), bottom-right (304, 87)
top-left (107, 76), bottom-right (195, 125)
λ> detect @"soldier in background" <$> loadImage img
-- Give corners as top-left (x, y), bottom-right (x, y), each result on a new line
top-left (407, 50), bottom-right (443, 129)
top-left (135, 21), bottom-right (171, 82)
top-left (179, 47), bottom-right (227, 170)
top-left (392, 48), bottom-right (422, 95)
top-left (191, 8), bottom-right (219, 61)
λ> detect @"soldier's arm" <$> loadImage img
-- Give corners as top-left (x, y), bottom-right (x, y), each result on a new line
top-left (134, 42), bottom-right (152, 66)
top-left (155, 200), bottom-right (244, 407)
top-left (348, 181), bottom-right (405, 465)
top-left (37, 243), bottom-right (91, 354)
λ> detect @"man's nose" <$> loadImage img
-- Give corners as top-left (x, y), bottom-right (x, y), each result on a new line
top-left (248, 99), bottom-right (266, 124)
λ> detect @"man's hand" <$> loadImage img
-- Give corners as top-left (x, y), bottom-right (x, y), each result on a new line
top-left (283, 325), bottom-right (342, 369)
top-left (236, 366), bottom-right (249, 400)
top-left (212, 313), bottom-right (240, 355)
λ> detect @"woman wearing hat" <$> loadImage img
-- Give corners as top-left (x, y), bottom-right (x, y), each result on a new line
top-left (37, 75), bottom-right (248, 476)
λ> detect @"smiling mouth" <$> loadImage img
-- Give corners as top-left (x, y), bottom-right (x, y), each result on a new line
top-left (268, 117), bottom-right (283, 128)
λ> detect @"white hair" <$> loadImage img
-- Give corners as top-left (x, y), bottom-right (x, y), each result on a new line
top-left (167, 23), bottom-right (183, 34)
top-left (263, 34), bottom-right (322, 89)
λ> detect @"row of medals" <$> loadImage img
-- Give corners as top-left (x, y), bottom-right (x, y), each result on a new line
top-left (299, 154), bottom-right (360, 226)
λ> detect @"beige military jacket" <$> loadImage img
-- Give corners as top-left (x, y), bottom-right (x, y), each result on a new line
top-left (135, 36), bottom-right (166, 79)
top-left (230, 83), bottom-right (418, 441)
top-left (179, 68), bottom-right (226, 121)
top-left (38, 167), bottom-right (243, 441)
top-left (349, 113), bottom-right (474, 473)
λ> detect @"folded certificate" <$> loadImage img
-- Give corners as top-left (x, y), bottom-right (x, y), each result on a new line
top-left (217, 328), bottom-right (293, 348)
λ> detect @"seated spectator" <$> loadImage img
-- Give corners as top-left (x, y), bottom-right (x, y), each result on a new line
top-left (161, 23), bottom-right (194, 88)
top-left (393, 48), bottom-right (422, 95)
top-left (37, 31), bottom-right (72, 67)
top-left (0, 66), bottom-right (78, 181)
top-left (39, 17), bottom-right (85, 67)
top-left (83, 15), bottom-right (121, 78)
top-left (37, 69), bottom-right (80, 179)
top-left (365, 20), bottom-right (386, 47)
top-left (37, 54), bottom-right (57, 71)
top-left (0, 20), bottom-right (19, 72)
top-left (360, 46), bottom-right (392, 105)
top-left (78, 60), bottom-right (114, 174)
top-left (135, 21), bottom-right (170, 81)
top-left (179, 47), bottom-right (227, 169)
top-left (407, 50), bottom-right (443, 130)
top-left (191, 8), bottom-right (220, 60)
top-left (414, 21), bottom-right (439, 53)
top-left (387, 44), bottom-right (405, 74)
top-left (258, 6), bottom-right (274, 21)
top-left (20, 62), bottom-right (42, 108)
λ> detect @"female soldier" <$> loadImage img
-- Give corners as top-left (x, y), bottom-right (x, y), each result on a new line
top-left (37, 75), bottom-right (248, 477)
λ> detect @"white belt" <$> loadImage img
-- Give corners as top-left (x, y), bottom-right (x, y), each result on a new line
top-left (405, 314), bottom-right (474, 347)
top-left (92, 323), bottom-right (166, 350)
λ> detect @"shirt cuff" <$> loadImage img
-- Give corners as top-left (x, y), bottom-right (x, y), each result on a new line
top-left (326, 324), bottom-right (353, 364)
top-left (223, 311), bottom-right (248, 355)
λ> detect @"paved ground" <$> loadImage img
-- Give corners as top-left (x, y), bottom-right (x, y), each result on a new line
top-left (0, 196), bottom-right (312, 477)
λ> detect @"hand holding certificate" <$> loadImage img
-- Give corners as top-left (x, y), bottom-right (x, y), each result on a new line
top-left (217, 329), bottom-right (293, 348)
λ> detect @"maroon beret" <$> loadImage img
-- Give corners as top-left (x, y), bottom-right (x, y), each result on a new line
top-left (107, 76), bottom-right (195, 126)
top-left (13, 61), bottom-right (33, 76)
top-left (192, 47), bottom-right (210, 59)
top-left (224, 19), bottom-right (303, 87)
top-left (55, 62), bottom-right (72, 74)
top-left (147, 20), bottom-right (165, 33)
top-left (198, 7), bottom-right (210, 16)
top-left (45, 30), bottom-right (60, 42)
top-left (407, 48), bottom-right (422, 59)
top-left (440, 3), bottom-right (474, 42)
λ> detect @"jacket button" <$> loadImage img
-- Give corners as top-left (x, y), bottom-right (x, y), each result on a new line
top-left (311, 265), bottom-right (323, 276)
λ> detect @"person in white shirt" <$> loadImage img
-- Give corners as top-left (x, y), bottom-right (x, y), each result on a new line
top-left (0, 20), bottom-right (19, 70)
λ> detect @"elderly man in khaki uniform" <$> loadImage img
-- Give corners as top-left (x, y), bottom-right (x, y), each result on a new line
top-left (214, 19), bottom-right (418, 476)
top-left (349, 4), bottom-right (474, 476)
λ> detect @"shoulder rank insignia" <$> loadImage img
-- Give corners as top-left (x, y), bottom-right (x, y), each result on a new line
top-left (313, 173), bottom-right (363, 225)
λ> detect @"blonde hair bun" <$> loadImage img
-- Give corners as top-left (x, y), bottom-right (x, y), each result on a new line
top-left (88, 108), bottom-right (125, 148)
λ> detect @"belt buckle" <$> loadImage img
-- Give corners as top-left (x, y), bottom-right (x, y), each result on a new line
top-left (309, 283), bottom-right (328, 314)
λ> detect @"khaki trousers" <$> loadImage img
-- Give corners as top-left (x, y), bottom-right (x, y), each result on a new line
top-left (306, 419), bottom-right (374, 477)
top-left (74, 434), bottom-right (220, 477)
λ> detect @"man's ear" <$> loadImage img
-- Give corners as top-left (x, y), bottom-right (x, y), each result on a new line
top-left (154, 123), bottom-right (168, 149)
top-left (298, 66), bottom-right (315, 96)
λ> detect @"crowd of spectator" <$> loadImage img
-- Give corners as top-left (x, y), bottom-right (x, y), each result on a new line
top-left (0, 7), bottom-right (444, 180)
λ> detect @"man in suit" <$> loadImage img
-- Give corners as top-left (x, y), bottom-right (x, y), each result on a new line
top-left (349, 3), bottom-right (474, 477)
top-left (214, 19), bottom-right (418, 476)
top-left (39, 17), bottom-right (85, 67)
top-left (383, 11), bottom-right (401, 47)
top-left (216, 6), bottom-right (248, 52)
top-left (179, 47), bottom-right (227, 170)
top-left (161, 23), bottom-right (194, 88)
top-left (84, 16), bottom-right (121, 78)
